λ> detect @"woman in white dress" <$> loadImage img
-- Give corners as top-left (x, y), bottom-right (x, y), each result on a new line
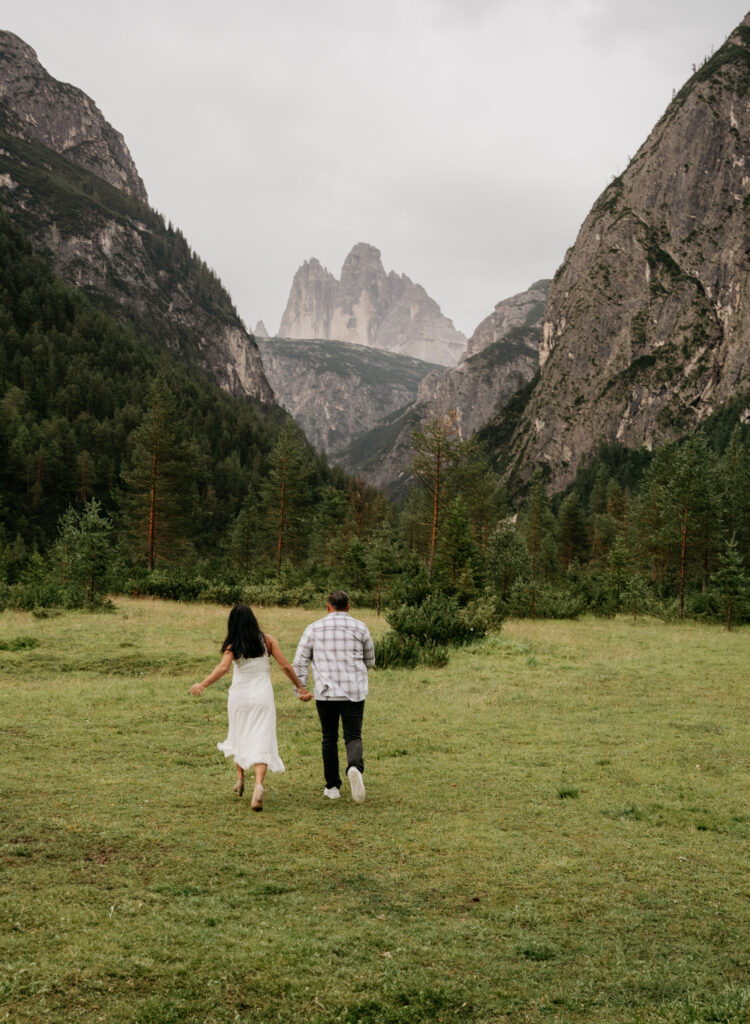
top-left (190, 604), bottom-right (311, 810)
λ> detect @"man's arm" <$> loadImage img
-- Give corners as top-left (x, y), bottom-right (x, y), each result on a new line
top-left (292, 627), bottom-right (314, 688)
top-left (362, 628), bottom-right (375, 669)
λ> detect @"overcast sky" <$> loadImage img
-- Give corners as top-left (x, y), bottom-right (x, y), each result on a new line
top-left (5, 1), bottom-right (750, 337)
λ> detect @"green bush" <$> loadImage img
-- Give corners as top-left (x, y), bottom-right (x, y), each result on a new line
top-left (374, 631), bottom-right (448, 669)
top-left (122, 568), bottom-right (204, 601)
top-left (386, 592), bottom-right (486, 647)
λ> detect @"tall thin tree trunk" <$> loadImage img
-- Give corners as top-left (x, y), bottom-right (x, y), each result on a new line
top-left (678, 505), bottom-right (689, 619)
top-left (428, 447), bottom-right (441, 574)
top-left (276, 469), bottom-right (287, 578)
top-left (147, 439), bottom-right (158, 571)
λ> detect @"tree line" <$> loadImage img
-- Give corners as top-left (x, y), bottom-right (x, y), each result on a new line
top-left (1, 210), bottom-right (748, 626)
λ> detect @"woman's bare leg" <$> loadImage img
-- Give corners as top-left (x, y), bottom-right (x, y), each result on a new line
top-left (234, 763), bottom-right (245, 796)
top-left (251, 763), bottom-right (267, 810)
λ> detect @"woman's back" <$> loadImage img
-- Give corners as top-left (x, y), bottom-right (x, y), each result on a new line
top-left (231, 651), bottom-right (271, 684)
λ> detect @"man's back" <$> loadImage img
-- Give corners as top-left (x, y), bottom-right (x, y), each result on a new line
top-left (293, 611), bottom-right (374, 701)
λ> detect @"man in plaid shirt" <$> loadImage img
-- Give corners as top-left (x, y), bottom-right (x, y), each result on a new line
top-left (293, 590), bottom-right (375, 803)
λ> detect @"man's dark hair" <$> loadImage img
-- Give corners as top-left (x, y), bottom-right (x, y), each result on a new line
top-left (328, 590), bottom-right (349, 611)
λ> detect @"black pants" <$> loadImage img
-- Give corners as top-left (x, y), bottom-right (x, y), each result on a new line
top-left (315, 699), bottom-right (365, 789)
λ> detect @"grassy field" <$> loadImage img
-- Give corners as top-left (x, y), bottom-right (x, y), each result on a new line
top-left (1, 599), bottom-right (749, 1024)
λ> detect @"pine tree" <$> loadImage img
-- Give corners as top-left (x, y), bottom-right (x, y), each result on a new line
top-left (718, 425), bottom-right (750, 556)
top-left (486, 519), bottom-right (530, 600)
top-left (364, 521), bottom-right (401, 615)
top-left (262, 419), bottom-right (311, 577)
top-left (120, 377), bottom-right (197, 570)
top-left (557, 491), bottom-right (588, 570)
top-left (444, 437), bottom-right (504, 551)
top-left (225, 490), bottom-right (261, 573)
top-left (56, 498), bottom-right (112, 606)
top-left (712, 533), bottom-right (747, 630)
top-left (519, 467), bottom-right (557, 583)
top-left (433, 495), bottom-right (480, 596)
top-left (657, 435), bottom-right (719, 618)
top-left (410, 414), bottom-right (463, 574)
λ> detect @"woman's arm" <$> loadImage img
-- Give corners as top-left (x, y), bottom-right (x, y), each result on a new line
top-left (189, 649), bottom-right (233, 696)
top-left (265, 634), bottom-right (313, 701)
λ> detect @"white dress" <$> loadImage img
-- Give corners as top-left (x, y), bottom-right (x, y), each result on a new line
top-left (216, 654), bottom-right (285, 772)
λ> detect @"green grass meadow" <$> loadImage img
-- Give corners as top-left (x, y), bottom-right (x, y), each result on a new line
top-left (1, 600), bottom-right (749, 1023)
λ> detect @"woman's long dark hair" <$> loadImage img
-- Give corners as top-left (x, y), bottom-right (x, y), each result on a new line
top-left (221, 604), bottom-right (266, 659)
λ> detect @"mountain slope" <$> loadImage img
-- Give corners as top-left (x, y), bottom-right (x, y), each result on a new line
top-left (256, 337), bottom-right (440, 455)
top-left (336, 280), bottom-right (548, 490)
top-left (497, 15), bottom-right (750, 491)
top-left (0, 210), bottom-right (286, 552)
top-left (0, 31), bottom-right (274, 404)
top-left (278, 243), bottom-right (466, 365)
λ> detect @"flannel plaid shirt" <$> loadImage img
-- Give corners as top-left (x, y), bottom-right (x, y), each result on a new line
top-left (292, 612), bottom-right (375, 701)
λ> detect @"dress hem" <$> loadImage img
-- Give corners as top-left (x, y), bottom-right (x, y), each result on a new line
top-left (217, 741), bottom-right (285, 773)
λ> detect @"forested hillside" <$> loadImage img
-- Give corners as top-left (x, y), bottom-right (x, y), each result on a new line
top-left (0, 213), bottom-right (384, 581)
top-left (0, 31), bottom-right (273, 404)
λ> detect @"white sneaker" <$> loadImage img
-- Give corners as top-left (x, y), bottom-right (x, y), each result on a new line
top-left (323, 787), bottom-right (340, 800)
top-left (347, 767), bottom-right (366, 804)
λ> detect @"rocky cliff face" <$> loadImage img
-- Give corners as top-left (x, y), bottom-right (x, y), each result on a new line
top-left (0, 31), bottom-right (147, 202)
top-left (279, 243), bottom-right (466, 365)
top-left (499, 16), bottom-right (750, 491)
top-left (464, 279), bottom-right (549, 359)
top-left (0, 31), bottom-right (274, 404)
top-left (256, 337), bottom-right (440, 455)
top-left (338, 281), bottom-right (548, 491)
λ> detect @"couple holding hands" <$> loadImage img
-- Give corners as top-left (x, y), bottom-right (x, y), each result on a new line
top-left (190, 591), bottom-right (375, 812)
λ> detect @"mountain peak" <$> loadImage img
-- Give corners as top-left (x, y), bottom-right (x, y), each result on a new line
top-left (278, 243), bottom-right (465, 365)
top-left (0, 30), bottom-right (148, 202)
top-left (0, 30), bottom-right (38, 63)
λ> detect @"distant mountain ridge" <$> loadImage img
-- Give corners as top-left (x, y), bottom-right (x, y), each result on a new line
top-left (0, 30), bottom-right (274, 404)
top-left (337, 280), bottom-right (549, 492)
top-left (278, 243), bottom-right (466, 366)
top-left (256, 337), bottom-right (440, 456)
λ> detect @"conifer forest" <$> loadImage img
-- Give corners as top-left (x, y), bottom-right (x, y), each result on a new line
top-left (1, 211), bottom-right (749, 640)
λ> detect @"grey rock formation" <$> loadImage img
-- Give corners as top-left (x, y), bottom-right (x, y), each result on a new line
top-left (499, 15), bottom-right (750, 491)
top-left (0, 31), bottom-right (274, 404)
top-left (464, 280), bottom-right (549, 359)
top-left (338, 281), bottom-right (548, 491)
top-left (256, 337), bottom-right (440, 455)
top-left (0, 31), bottom-right (147, 201)
top-left (279, 243), bottom-right (466, 365)
top-left (253, 320), bottom-right (270, 338)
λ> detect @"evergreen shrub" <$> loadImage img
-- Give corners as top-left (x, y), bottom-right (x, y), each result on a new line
top-left (374, 590), bottom-right (492, 670)
top-left (122, 568), bottom-right (204, 601)
top-left (386, 592), bottom-right (486, 647)
top-left (374, 631), bottom-right (448, 669)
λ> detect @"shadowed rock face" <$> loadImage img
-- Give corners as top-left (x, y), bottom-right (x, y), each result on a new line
top-left (464, 280), bottom-right (550, 360)
top-left (336, 280), bottom-right (549, 491)
top-left (0, 31), bottom-right (274, 404)
top-left (257, 337), bottom-right (441, 455)
top-left (0, 31), bottom-right (147, 201)
top-left (278, 243), bottom-right (466, 366)
top-left (500, 15), bottom-right (750, 492)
